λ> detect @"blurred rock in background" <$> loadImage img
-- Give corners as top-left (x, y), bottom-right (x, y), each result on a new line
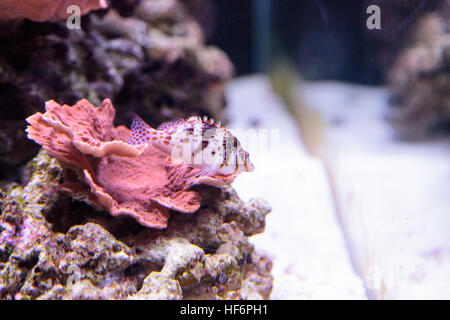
top-left (386, 1), bottom-right (450, 139)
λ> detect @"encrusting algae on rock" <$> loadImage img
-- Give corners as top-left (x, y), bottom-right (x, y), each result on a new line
top-left (25, 98), bottom-right (252, 229)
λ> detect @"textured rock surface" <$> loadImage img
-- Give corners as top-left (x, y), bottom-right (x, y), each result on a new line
top-left (387, 2), bottom-right (450, 139)
top-left (0, 0), bottom-right (233, 180)
top-left (0, 151), bottom-right (272, 300)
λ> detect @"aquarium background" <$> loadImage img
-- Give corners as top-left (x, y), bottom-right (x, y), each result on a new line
top-left (0, 0), bottom-right (449, 300)
top-left (210, 0), bottom-right (444, 83)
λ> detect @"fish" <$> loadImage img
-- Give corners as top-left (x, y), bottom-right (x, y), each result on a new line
top-left (128, 114), bottom-right (255, 177)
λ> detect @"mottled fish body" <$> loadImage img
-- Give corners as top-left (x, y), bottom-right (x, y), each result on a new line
top-left (129, 115), bottom-right (254, 176)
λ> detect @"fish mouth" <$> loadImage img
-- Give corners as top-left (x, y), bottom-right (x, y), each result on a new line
top-left (246, 161), bottom-right (255, 172)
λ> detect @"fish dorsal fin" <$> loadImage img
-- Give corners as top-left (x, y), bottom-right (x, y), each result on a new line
top-left (199, 115), bottom-right (223, 128)
top-left (157, 119), bottom-right (184, 131)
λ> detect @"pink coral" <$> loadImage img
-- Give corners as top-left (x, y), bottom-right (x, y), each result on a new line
top-left (0, 0), bottom-right (108, 22)
top-left (26, 99), bottom-right (236, 229)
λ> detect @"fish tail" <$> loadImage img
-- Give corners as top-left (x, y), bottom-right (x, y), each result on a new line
top-left (128, 114), bottom-right (156, 145)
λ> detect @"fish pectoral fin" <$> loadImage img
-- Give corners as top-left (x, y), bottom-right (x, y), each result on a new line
top-left (193, 167), bottom-right (211, 178)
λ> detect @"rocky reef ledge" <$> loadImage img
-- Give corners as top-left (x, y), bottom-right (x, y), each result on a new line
top-left (0, 150), bottom-right (272, 300)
